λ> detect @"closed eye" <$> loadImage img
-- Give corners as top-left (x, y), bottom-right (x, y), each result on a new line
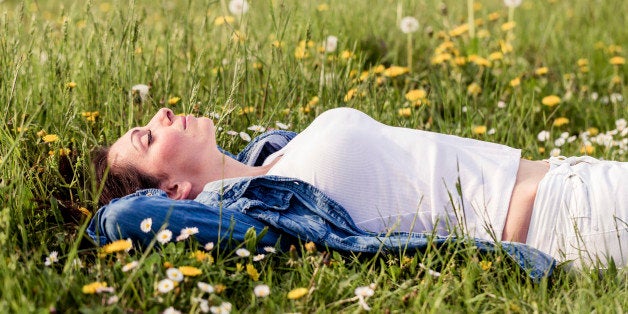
top-left (147, 130), bottom-right (153, 146)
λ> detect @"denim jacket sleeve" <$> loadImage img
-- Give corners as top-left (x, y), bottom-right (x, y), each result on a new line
top-left (86, 189), bottom-right (292, 250)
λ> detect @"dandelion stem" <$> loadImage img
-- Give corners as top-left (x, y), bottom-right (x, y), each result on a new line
top-left (407, 33), bottom-right (413, 72)
top-left (467, 0), bottom-right (475, 38)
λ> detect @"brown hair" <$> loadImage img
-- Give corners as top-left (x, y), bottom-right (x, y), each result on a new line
top-left (91, 146), bottom-right (165, 206)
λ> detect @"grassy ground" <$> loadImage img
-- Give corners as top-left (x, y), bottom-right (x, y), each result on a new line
top-left (0, 0), bottom-right (626, 312)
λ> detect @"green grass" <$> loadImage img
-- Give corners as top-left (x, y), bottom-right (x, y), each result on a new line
top-left (0, 0), bottom-right (626, 312)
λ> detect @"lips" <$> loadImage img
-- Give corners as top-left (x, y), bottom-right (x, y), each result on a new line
top-left (182, 116), bottom-right (187, 129)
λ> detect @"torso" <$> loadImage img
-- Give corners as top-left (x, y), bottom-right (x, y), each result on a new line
top-left (263, 108), bottom-right (525, 240)
top-left (501, 159), bottom-right (549, 242)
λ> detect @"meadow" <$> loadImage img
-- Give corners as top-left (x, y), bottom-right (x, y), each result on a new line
top-left (0, 0), bottom-right (627, 312)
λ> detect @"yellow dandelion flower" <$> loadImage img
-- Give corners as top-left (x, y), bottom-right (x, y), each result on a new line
top-left (383, 66), bottom-right (409, 77)
top-left (489, 52), bottom-right (503, 61)
top-left (66, 82), bottom-right (77, 89)
top-left (168, 97), bottom-right (181, 105)
top-left (271, 40), bottom-right (284, 48)
top-left (42, 134), bottom-right (59, 143)
top-left (477, 29), bottom-right (490, 39)
top-left (535, 67), bottom-right (549, 75)
top-left (214, 284), bottom-right (226, 294)
top-left (317, 3), bottom-right (329, 11)
top-left (294, 46), bottom-right (308, 59)
top-left (587, 127), bottom-right (599, 136)
top-left (541, 95), bottom-right (561, 106)
top-left (214, 15), bottom-right (235, 26)
top-left (179, 266), bottom-right (202, 277)
top-left (232, 30), bottom-right (246, 43)
top-left (479, 260), bottom-right (492, 271)
top-left (37, 130), bottom-right (46, 137)
top-left (344, 88), bottom-right (357, 102)
top-left (577, 58), bottom-right (589, 67)
top-left (134, 47), bottom-right (143, 54)
top-left (246, 264), bottom-right (260, 281)
top-left (349, 69), bottom-right (358, 78)
top-left (611, 75), bottom-right (622, 85)
top-left (340, 50), bottom-right (353, 60)
top-left (405, 89), bottom-right (427, 102)
top-left (287, 287), bottom-right (309, 300)
top-left (239, 106), bottom-right (255, 114)
top-left (553, 117), bottom-right (569, 127)
top-left (488, 12), bottom-right (501, 21)
top-left (253, 62), bottom-right (263, 70)
top-left (48, 150), bottom-right (55, 157)
top-left (101, 239), bottom-right (132, 254)
top-left (449, 24), bottom-right (469, 37)
top-left (163, 261), bottom-right (174, 268)
top-left (538, 147), bottom-right (546, 154)
top-left (500, 40), bottom-right (513, 54)
top-left (607, 45), bottom-right (623, 54)
top-left (398, 107), bottom-right (411, 118)
top-left (372, 64), bottom-right (386, 73)
top-left (430, 53), bottom-right (451, 65)
top-left (435, 41), bottom-right (455, 54)
top-left (500, 21), bottom-right (516, 31)
top-left (453, 57), bottom-right (467, 66)
top-left (470, 55), bottom-right (491, 67)
top-left (472, 125), bottom-right (487, 135)
top-left (467, 83), bottom-right (482, 96)
top-left (580, 144), bottom-right (595, 155)
top-left (82, 282), bottom-right (107, 294)
top-left (610, 56), bottom-right (626, 65)
top-left (579, 66), bottom-right (589, 73)
top-left (77, 206), bottom-right (91, 216)
top-left (308, 96), bottom-right (319, 106)
top-left (509, 77), bottom-right (521, 87)
top-left (304, 242), bottom-right (316, 253)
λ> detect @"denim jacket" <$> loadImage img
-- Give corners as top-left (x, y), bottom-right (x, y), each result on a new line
top-left (87, 130), bottom-right (556, 281)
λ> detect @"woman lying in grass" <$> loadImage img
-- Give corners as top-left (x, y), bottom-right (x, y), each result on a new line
top-left (88, 107), bottom-right (627, 274)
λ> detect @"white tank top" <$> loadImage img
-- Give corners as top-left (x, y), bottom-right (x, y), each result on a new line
top-left (263, 108), bottom-right (521, 240)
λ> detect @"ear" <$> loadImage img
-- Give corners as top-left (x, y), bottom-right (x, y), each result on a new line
top-left (162, 180), bottom-right (192, 200)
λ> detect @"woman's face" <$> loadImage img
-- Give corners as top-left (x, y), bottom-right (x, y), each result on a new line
top-left (108, 108), bottom-right (218, 185)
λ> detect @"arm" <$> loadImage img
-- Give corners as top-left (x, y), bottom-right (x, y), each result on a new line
top-left (87, 189), bottom-right (289, 250)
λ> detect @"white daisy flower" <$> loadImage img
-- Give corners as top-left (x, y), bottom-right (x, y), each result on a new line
top-left (157, 279), bottom-right (175, 293)
top-left (354, 286), bottom-right (375, 297)
top-left (248, 125), bottom-right (266, 133)
top-left (176, 227), bottom-right (199, 241)
top-left (616, 118), bottom-right (627, 131)
top-left (156, 229), bottom-right (173, 244)
top-left (239, 131), bottom-right (251, 142)
top-left (122, 261), bottom-right (139, 272)
top-left (554, 137), bottom-right (565, 147)
top-left (205, 242), bottom-right (215, 251)
top-left (106, 295), bottom-right (119, 305)
top-left (44, 251), bottom-right (59, 266)
top-left (550, 148), bottom-right (561, 157)
top-left (253, 254), bottom-right (265, 262)
top-left (537, 131), bottom-right (550, 142)
top-left (324, 35), bottom-right (338, 53)
top-left (497, 100), bottom-right (507, 108)
top-left (228, 0), bottom-right (249, 15)
top-left (226, 130), bottom-right (238, 136)
top-left (193, 297), bottom-right (210, 313)
top-left (275, 122), bottom-right (290, 130)
top-left (253, 284), bottom-right (270, 298)
top-left (399, 16), bottom-right (419, 34)
top-left (197, 282), bottom-right (215, 294)
top-left (487, 128), bottom-right (496, 135)
top-left (210, 302), bottom-right (232, 314)
top-left (166, 268), bottom-right (184, 282)
top-left (163, 306), bottom-right (181, 314)
top-left (235, 248), bottom-right (251, 257)
top-left (209, 112), bottom-right (221, 119)
top-left (140, 218), bottom-right (152, 233)
top-left (503, 0), bottom-right (522, 8)
top-left (263, 246), bottom-right (276, 253)
top-left (419, 263), bottom-right (442, 277)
